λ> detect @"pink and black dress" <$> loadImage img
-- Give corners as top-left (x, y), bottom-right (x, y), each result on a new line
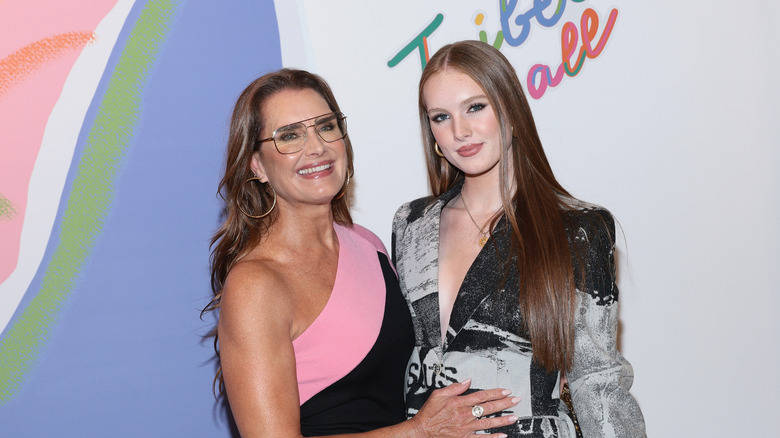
top-left (294, 224), bottom-right (414, 436)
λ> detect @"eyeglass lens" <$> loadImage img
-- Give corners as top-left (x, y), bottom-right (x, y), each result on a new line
top-left (274, 113), bottom-right (346, 154)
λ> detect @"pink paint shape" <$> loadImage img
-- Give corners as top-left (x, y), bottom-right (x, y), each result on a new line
top-left (0, 0), bottom-right (121, 285)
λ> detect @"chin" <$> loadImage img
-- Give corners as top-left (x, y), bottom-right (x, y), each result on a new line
top-left (465, 158), bottom-right (501, 174)
top-left (458, 165), bottom-right (494, 177)
top-left (311, 189), bottom-right (342, 204)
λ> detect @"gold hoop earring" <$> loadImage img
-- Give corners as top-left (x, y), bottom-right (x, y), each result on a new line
top-left (434, 142), bottom-right (444, 158)
top-left (335, 172), bottom-right (351, 200)
top-left (238, 177), bottom-right (276, 218)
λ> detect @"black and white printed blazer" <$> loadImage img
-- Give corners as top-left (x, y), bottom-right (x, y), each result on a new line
top-left (392, 182), bottom-right (646, 437)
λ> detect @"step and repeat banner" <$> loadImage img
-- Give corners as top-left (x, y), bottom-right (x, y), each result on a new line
top-left (1, 1), bottom-right (777, 436)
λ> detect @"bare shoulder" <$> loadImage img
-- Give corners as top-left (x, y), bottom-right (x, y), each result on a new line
top-left (219, 257), bottom-right (294, 337)
top-left (217, 257), bottom-right (303, 435)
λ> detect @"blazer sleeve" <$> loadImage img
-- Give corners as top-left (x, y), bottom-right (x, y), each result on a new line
top-left (391, 202), bottom-right (412, 267)
top-left (567, 209), bottom-right (646, 438)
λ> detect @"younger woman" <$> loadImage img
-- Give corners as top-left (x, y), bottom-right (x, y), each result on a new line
top-left (393, 41), bottom-right (646, 437)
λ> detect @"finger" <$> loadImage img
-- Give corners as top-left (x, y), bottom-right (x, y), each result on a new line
top-left (478, 396), bottom-right (521, 416)
top-left (460, 387), bottom-right (512, 405)
top-left (430, 378), bottom-right (471, 397)
top-left (470, 415), bottom-right (519, 433)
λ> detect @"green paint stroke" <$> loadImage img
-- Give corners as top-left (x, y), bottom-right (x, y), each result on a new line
top-left (0, 0), bottom-right (178, 403)
top-left (0, 193), bottom-right (17, 221)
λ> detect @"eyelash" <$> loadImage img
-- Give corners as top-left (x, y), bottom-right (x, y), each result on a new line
top-left (429, 103), bottom-right (487, 124)
top-left (468, 103), bottom-right (486, 113)
top-left (430, 113), bottom-right (448, 124)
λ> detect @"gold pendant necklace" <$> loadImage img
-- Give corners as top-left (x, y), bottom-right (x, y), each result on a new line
top-left (460, 194), bottom-right (491, 247)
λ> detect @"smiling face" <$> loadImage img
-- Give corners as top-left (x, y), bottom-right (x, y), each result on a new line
top-left (251, 88), bottom-right (347, 208)
top-left (422, 69), bottom-right (506, 179)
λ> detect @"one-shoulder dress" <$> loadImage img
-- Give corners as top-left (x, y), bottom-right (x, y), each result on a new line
top-left (294, 224), bottom-right (415, 436)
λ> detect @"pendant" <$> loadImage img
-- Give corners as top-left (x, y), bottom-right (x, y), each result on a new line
top-left (478, 236), bottom-right (488, 246)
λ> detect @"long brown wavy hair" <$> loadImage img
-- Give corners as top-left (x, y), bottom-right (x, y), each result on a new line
top-left (419, 41), bottom-right (579, 373)
top-left (202, 69), bottom-right (354, 395)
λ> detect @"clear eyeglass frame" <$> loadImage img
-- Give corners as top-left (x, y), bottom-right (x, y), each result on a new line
top-left (258, 111), bottom-right (348, 154)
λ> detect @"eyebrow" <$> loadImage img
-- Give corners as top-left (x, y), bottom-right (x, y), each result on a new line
top-left (462, 94), bottom-right (489, 105)
top-left (427, 95), bottom-right (489, 114)
top-left (275, 124), bottom-right (300, 132)
top-left (273, 112), bottom-right (336, 131)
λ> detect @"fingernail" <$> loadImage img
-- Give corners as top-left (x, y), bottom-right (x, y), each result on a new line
top-left (498, 435), bottom-right (508, 438)
top-left (510, 397), bottom-right (521, 404)
top-left (461, 378), bottom-right (472, 385)
top-left (508, 416), bottom-right (518, 422)
top-left (501, 389), bottom-right (512, 396)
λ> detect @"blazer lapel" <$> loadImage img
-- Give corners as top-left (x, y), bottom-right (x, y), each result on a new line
top-left (400, 196), bottom-right (446, 349)
top-left (445, 216), bottom-right (512, 348)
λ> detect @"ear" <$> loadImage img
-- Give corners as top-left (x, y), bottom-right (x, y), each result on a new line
top-left (250, 152), bottom-right (269, 183)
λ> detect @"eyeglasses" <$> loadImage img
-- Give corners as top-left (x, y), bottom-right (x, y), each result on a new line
top-left (258, 112), bottom-right (348, 154)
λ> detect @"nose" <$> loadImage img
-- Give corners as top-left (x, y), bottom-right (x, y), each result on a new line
top-left (451, 116), bottom-right (471, 141)
top-left (302, 124), bottom-right (326, 155)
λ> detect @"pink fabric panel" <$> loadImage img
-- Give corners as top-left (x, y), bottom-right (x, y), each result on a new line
top-left (350, 223), bottom-right (388, 257)
top-left (293, 224), bottom-right (387, 405)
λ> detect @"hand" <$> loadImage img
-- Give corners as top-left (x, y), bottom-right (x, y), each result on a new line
top-left (409, 379), bottom-right (520, 438)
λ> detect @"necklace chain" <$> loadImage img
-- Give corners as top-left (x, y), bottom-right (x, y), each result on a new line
top-left (460, 194), bottom-right (492, 247)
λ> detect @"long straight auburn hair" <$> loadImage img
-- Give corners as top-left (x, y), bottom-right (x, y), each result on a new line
top-left (419, 41), bottom-right (578, 373)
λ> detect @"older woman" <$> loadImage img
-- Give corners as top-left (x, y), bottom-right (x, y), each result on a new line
top-left (202, 69), bottom-right (519, 437)
top-left (393, 41), bottom-right (646, 437)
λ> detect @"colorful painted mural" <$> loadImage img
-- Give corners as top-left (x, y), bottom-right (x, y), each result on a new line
top-left (1, 0), bottom-right (131, 397)
top-left (0, 1), bottom-right (281, 435)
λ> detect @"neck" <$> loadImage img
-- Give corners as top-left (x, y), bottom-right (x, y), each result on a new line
top-left (460, 176), bottom-right (503, 214)
top-left (265, 201), bottom-right (339, 251)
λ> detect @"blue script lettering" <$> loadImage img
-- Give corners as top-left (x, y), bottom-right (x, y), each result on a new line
top-left (500, 0), bottom-right (586, 47)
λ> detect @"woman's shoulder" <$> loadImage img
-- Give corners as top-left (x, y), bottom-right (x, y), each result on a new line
top-left (561, 203), bottom-right (616, 242)
top-left (222, 256), bottom-right (293, 313)
top-left (339, 223), bottom-right (389, 256)
top-left (393, 195), bottom-right (436, 225)
top-left (219, 256), bottom-right (295, 337)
